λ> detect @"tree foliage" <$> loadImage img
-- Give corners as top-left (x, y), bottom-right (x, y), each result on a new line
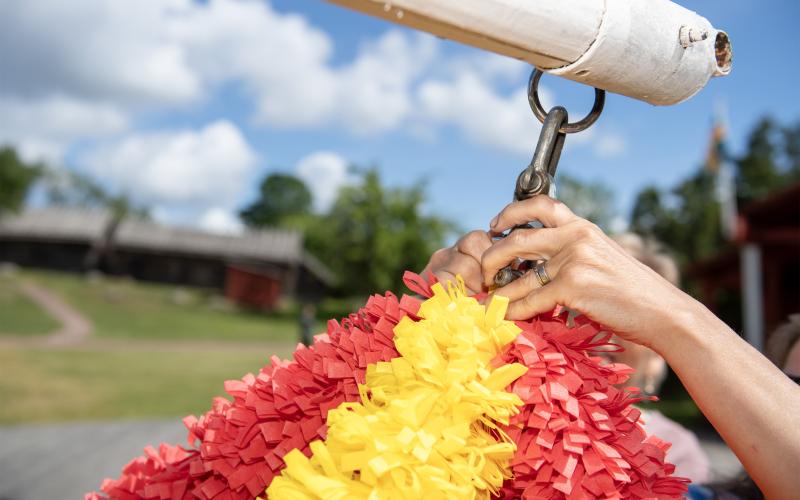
top-left (736, 117), bottom-right (786, 204)
top-left (630, 116), bottom-right (799, 264)
top-left (310, 169), bottom-right (454, 295)
top-left (631, 172), bottom-right (723, 264)
top-left (556, 173), bottom-right (616, 231)
top-left (242, 168), bottom-right (454, 296)
top-left (240, 173), bottom-right (312, 227)
top-left (43, 168), bottom-right (148, 218)
top-left (0, 147), bottom-right (41, 213)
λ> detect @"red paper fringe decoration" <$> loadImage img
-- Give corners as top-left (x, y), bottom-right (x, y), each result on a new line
top-left (88, 272), bottom-right (688, 499)
top-left (498, 313), bottom-right (690, 499)
top-left (88, 444), bottom-right (198, 500)
top-left (88, 291), bottom-right (420, 500)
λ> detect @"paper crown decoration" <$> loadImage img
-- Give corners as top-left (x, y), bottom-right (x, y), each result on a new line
top-left (87, 272), bottom-right (688, 500)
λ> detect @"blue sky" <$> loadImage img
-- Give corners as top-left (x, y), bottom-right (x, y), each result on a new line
top-left (3, 0), bottom-right (798, 235)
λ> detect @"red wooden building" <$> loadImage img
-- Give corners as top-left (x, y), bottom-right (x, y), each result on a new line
top-left (0, 208), bottom-right (335, 309)
top-left (687, 183), bottom-right (800, 348)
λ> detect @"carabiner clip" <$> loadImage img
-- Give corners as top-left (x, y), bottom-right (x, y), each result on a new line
top-left (493, 109), bottom-right (567, 289)
top-left (514, 106), bottom-right (568, 201)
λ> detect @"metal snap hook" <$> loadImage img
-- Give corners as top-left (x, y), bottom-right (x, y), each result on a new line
top-left (514, 106), bottom-right (567, 201)
top-left (493, 68), bottom-right (606, 290)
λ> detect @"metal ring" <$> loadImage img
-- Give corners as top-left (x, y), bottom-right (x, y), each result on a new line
top-left (528, 68), bottom-right (605, 134)
top-left (534, 260), bottom-right (551, 287)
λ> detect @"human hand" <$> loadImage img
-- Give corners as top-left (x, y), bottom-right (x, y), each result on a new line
top-left (482, 196), bottom-right (702, 351)
top-left (421, 230), bottom-right (492, 295)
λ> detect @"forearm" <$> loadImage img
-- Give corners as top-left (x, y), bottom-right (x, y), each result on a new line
top-left (654, 298), bottom-right (800, 498)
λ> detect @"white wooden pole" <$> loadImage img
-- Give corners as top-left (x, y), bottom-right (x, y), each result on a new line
top-left (741, 244), bottom-right (765, 352)
top-left (327, 0), bottom-right (732, 106)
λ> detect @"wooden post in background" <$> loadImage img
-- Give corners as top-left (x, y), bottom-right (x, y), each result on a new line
top-left (327, 0), bottom-right (732, 105)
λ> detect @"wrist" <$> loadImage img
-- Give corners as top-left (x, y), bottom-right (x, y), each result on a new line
top-left (649, 291), bottom-right (727, 360)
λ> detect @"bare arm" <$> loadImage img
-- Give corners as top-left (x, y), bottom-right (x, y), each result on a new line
top-left (655, 300), bottom-right (800, 499)
top-left (481, 196), bottom-right (800, 498)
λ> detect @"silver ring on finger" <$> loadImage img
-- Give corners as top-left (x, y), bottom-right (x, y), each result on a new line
top-left (534, 260), bottom-right (551, 287)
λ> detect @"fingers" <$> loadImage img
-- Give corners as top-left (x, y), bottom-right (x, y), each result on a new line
top-left (481, 227), bottom-right (567, 286)
top-left (491, 255), bottom-right (565, 303)
top-left (447, 252), bottom-right (484, 293)
top-left (455, 230), bottom-right (492, 263)
top-left (422, 231), bottom-right (492, 294)
top-left (423, 247), bottom-right (484, 294)
top-left (505, 282), bottom-right (564, 320)
top-left (489, 195), bottom-right (578, 235)
top-left (423, 247), bottom-right (450, 271)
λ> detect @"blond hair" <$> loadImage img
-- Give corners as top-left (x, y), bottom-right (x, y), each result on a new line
top-left (766, 314), bottom-right (800, 369)
top-left (613, 233), bottom-right (680, 285)
top-left (610, 232), bottom-right (679, 393)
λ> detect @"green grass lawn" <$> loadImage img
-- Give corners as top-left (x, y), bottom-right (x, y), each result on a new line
top-left (0, 269), bottom-right (344, 423)
top-left (0, 345), bottom-right (293, 424)
top-left (0, 277), bottom-right (58, 335)
top-left (21, 269), bottom-right (325, 342)
top-left (1, 269), bottom-right (703, 427)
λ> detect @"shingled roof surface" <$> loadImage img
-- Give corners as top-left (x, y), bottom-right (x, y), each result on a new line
top-left (0, 207), bottom-right (334, 285)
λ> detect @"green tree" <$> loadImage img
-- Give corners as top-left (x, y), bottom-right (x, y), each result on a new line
top-left (630, 187), bottom-right (674, 239)
top-left (556, 174), bottom-right (616, 231)
top-left (42, 168), bottom-right (149, 218)
top-left (0, 147), bottom-right (41, 213)
top-left (630, 115), bottom-right (799, 265)
top-left (306, 168), bottom-right (454, 296)
top-left (782, 120), bottom-right (800, 181)
top-left (240, 173), bottom-right (313, 227)
top-left (631, 171), bottom-right (723, 264)
top-left (735, 117), bottom-right (785, 204)
top-left (672, 170), bottom-right (724, 262)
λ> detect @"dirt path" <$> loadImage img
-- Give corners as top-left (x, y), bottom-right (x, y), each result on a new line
top-left (11, 281), bottom-right (93, 346)
top-left (2, 281), bottom-right (298, 354)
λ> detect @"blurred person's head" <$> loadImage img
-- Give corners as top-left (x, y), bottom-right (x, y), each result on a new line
top-left (766, 314), bottom-right (800, 376)
top-left (608, 233), bottom-right (679, 394)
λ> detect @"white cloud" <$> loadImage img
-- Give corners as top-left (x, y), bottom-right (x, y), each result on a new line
top-left (172, 0), bottom-right (339, 127)
top-left (415, 58), bottom-right (631, 160)
top-left (0, 96), bottom-right (128, 163)
top-left (593, 132), bottom-right (627, 158)
top-left (197, 207), bottom-right (245, 234)
top-left (295, 151), bottom-right (351, 212)
top-left (182, 15), bottom-right (438, 132)
top-left (417, 71), bottom-right (549, 155)
top-left (0, 0), bottom-right (201, 105)
top-left (0, 0), bottom-right (441, 152)
top-left (442, 52), bottom-right (528, 85)
top-left (334, 31), bottom-right (438, 134)
top-left (0, 0), bottom-right (629, 233)
top-left (83, 120), bottom-right (258, 212)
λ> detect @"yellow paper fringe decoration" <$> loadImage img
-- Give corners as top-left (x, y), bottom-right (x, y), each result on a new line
top-left (266, 280), bottom-right (528, 500)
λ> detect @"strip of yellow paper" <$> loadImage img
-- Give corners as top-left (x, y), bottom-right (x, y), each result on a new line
top-left (266, 279), bottom-right (528, 500)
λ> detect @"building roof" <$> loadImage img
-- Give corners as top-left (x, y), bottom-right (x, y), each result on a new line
top-left (686, 182), bottom-right (800, 279)
top-left (0, 207), bottom-right (108, 244)
top-left (0, 207), bottom-right (335, 285)
top-left (740, 182), bottom-right (800, 231)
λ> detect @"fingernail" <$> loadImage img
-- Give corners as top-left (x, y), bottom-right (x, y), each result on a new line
top-left (490, 216), bottom-right (498, 228)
